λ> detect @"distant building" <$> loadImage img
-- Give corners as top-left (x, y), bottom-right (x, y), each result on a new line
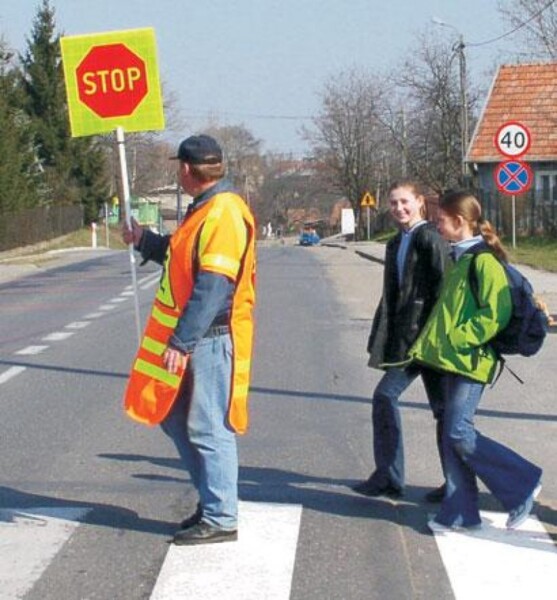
top-left (144, 185), bottom-right (191, 233)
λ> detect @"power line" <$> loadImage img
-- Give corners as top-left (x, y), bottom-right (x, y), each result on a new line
top-left (184, 111), bottom-right (313, 121)
top-left (468, 0), bottom-right (555, 47)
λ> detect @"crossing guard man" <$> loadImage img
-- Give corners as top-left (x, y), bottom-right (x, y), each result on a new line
top-left (123, 134), bottom-right (256, 545)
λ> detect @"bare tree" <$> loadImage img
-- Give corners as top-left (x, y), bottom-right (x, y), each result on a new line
top-left (387, 33), bottom-right (478, 192)
top-left (306, 68), bottom-right (388, 236)
top-left (257, 156), bottom-right (337, 232)
top-left (498, 0), bottom-right (557, 59)
top-left (204, 124), bottom-right (262, 183)
top-left (201, 124), bottom-right (265, 211)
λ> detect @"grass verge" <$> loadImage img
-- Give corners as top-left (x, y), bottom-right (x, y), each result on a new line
top-left (0, 226), bottom-right (127, 261)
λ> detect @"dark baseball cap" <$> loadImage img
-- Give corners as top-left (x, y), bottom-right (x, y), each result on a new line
top-left (170, 134), bottom-right (223, 164)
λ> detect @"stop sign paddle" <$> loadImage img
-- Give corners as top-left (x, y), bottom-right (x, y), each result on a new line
top-left (60, 28), bottom-right (164, 136)
top-left (76, 44), bottom-right (148, 118)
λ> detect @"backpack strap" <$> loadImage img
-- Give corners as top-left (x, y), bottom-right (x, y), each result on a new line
top-left (467, 253), bottom-right (481, 307)
top-left (499, 359), bottom-right (524, 385)
top-left (465, 242), bottom-right (492, 306)
top-left (464, 245), bottom-right (525, 386)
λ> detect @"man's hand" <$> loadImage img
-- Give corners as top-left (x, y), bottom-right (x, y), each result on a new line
top-left (121, 217), bottom-right (144, 247)
top-left (163, 347), bottom-right (189, 374)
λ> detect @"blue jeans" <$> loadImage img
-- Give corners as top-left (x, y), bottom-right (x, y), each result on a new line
top-left (436, 373), bottom-right (542, 527)
top-left (160, 334), bottom-right (238, 530)
top-left (371, 366), bottom-right (444, 490)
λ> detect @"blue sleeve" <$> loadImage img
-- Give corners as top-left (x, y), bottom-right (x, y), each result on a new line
top-left (168, 270), bottom-right (234, 354)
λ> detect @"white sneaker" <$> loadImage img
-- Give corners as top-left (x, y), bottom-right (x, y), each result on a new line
top-left (506, 482), bottom-right (542, 530)
top-left (428, 518), bottom-right (482, 534)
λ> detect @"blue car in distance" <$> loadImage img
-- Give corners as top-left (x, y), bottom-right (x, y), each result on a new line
top-left (299, 227), bottom-right (320, 246)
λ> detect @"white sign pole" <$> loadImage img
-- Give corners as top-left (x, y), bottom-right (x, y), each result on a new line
top-left (365, 206), bottom-right (370, 240)
top-left (104, 202), bottom-right (110, 248)
top-left (512, 194), bottom-right (517, 249)
top-left (116, 126), bottom-right (142, 345)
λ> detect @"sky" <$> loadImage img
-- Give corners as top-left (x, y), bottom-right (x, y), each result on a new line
top-left (2, 1), bottom-right (521, 156)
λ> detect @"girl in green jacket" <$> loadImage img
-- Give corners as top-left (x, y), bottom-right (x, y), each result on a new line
top-left (410, 190), bottom-right (542, 532)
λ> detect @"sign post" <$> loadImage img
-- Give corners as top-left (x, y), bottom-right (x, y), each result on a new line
top-left (494, 159), bottom-right (533, 249)
top-left (116, 125), bottom-right (142, 343)
top-left (61, 28), bottom-right (165, 344)
top-left (493, 121), bottom-right (532, 249)
top-left (360, 192), bottom-right (376, 240)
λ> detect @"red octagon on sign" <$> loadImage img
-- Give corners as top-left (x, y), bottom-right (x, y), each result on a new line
top-left (76, 43), bottom-right (148, 118)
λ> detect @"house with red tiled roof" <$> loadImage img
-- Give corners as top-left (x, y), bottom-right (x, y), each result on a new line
top-left (466, 62), bottom-right (557, 234)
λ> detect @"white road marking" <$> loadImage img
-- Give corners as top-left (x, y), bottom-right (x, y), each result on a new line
top-left (0, 507), bottom-right (89, 600)
top-left (98, 304), bottom-right (116, 311)
top-left (41, 331), bottom-right (74, 342)
top-left (150, 501), bottom-right (302, 600)
top-left (121, 272), bottom-right (159, 291)
top-left (431, 510), bottom-right (557, 599)
top-left (65, 321), bottom-right (90, 330)
top-left (109, 297), bottom-right (127, 303)
top-left (83, 312), bottom-right (103, 319)
top-left (0, 366), bottom-right (26, 384)
top-left (15, 346), bottom-right (48, 356)
top-left (140, 273), bottom-right (161, 290)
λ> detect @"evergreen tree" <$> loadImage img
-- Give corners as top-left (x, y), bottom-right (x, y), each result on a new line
top-left (20, 0), bottom-right (108, 221)
top-left (0, 40), bottom-right (39, 214)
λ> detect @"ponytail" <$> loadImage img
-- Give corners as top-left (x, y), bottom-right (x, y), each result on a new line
top-left (440, 190), bottom-right (508, 261)
top-left (478, 219), bottom-right (508, 262)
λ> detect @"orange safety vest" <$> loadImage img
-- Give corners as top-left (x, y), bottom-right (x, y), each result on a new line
top-left (124, 191), bottom-right (256, 434)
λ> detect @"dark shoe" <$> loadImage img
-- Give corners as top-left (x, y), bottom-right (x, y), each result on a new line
top-left (179, 503), bottom-right (203, 529)
top-left (352, 479), bottom-right (403, 498)
top-left (172, 521), bottom-right (238, 546)
top-left (424, 484), bottom-right (446, 503)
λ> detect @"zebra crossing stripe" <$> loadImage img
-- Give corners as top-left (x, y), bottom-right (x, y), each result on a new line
top-left (431, 510), bottom-right (557, 598)
top-left (0, 507), bottom-right (89, 600)
top-left (150, 501), bottom-right (302, 600)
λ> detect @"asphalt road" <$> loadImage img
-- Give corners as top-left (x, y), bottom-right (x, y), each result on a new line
top-left (0, 244), bottom-right (555, 599)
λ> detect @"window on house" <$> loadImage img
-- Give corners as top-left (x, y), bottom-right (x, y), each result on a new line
top-left (536, 171), bottom-right (557, 202)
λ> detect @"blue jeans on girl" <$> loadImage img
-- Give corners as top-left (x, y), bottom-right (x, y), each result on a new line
top-left (371, 366), bottom-right (444, 491)
top-left (435, 373), bottom-right (542, 528)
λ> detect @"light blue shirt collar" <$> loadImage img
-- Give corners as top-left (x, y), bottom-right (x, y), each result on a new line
top-left (397, 220), bottom-right (427, 284)
top-left (451, 235), bottom-right (484, 260)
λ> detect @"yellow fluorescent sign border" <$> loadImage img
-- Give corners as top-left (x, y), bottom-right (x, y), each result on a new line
top-left (60, 27), bottom-right (165, 137)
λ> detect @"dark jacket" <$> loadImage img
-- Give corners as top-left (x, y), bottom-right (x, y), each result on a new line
top-left (367, 222), bottom-right (450, 368)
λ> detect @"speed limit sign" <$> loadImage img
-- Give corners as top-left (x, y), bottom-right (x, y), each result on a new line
top-left (494, 121), bottom-right (531, 158)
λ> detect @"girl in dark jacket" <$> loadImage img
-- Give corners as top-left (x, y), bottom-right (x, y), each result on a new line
top-left (353, 181), bottom-right (450, 499)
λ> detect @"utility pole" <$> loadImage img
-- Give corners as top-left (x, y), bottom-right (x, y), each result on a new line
top-left (432, 17), bottom-right (470, 185)
top-left (401, 107), bottom-right (408, 178)
top-left (455, 34), bottom-right (470, 184)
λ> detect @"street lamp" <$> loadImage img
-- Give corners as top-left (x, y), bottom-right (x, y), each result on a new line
top-left (432, 17), bottom-right (470, 184)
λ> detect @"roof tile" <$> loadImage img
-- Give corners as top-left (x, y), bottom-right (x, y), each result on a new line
top-left (468, 62), bottom-right (557, 162)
